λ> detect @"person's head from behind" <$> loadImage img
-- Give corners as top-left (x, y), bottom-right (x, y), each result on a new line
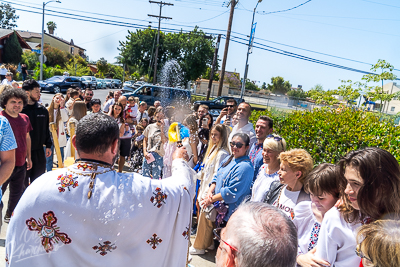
top-left (256, 116), bottom-right (273, 142)
top-left (183, 114), bottom-right (198, 134)
top-left (91, 99), bottom-right (101, 113)
top-left (357, 220), bottom-right (400, 267)
top-left (147, 106), bottom-right (156, 118)
top-left (339, 147), bottom-right (400, 223)
top-left (70, 89), bottom-right (80, 100)
top-left (230, 133), bottom-right (250, 159)
top-left (73, 113), bottom-right (119, 162)
top-left (22, 79), bottom-right (41, 103)
top-left (262, 134), bottom-right (286, 166)
top-left (216, 202), bottom-right (297, 267)
top-left (197, 104), bottom-right (209, 119)
top-left (71, 101), bottom-right (87, 121)
top-left (236, 102), bottom-right (251, 123)
top-left (0, 87), bottom-right (28, 117)
top-left (304, 163), bottom-right (340, 215)
top-left (278, 149), bottom-right (314, 191)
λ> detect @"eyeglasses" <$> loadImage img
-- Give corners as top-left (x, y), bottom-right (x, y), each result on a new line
top-left (226, 105), bottom-right (235, 108)
top-left (87, 93), bottom-right (93, 96)
top-left (213, 228), bottom-right (239, 253)
top-left (267, 135), bottom-right (282, 141)
top-left (230, 141), bottom-right (244, 149)
top-left (355, 245), bottom-right (373, 263)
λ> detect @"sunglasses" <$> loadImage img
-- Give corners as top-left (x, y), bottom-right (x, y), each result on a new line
top-left (213, 228), bottom-right (239, 253)
top-left (226, 105), bottom-right (235, 108)
top-left (355, 245), bottom-right (373, 263)
top-left (267, 135), bottom-right (282, 141)
top-left (87, 94), bottom-right (93, 96)
top-left (230, 141), bottom-right (244, 149)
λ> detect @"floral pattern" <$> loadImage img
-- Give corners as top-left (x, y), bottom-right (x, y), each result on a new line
top-left (307, 222), bottom-right (321, 251)
top-left (26, 211), bottom-right (72, 253)
top-left (77, 163), bottom-right (93, 171)
top-left (57, 174), bottom-right (78, 192)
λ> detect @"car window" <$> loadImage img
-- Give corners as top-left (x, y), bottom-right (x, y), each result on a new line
top-left (65, 78), bottom-right (72, 82)
top-left (153, 87), bottom-right (165, 97)
top-left (136, 87), bottom-right (148, 95)
top-left (70, 78), bottom-right (78, 82)
top-left (47, 76), bottom-right (64, 82)
top-left (215, 98), bottom-right (226, 105)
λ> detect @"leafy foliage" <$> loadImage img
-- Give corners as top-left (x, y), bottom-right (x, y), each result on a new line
top-left (287, 89), bottom-right (308, 98)
top-left (202, 66), bottom-right (219, 81)
top-left (47, 21), bottom-right (57, 31)
top-left (3, 32), bottom-right (22, 64)
top-left (43, 44), bottom-right (70, 67)
top-left (250, 107), bottom-right (400, 165)
top-left (224, 72), bottom-right (241, 88)
top-left (245, 79), bottom-right (260, 91)
top-left (0, 3), bottom-right (18, 29)
top-left (267, 76), bottom-right (291, 94)
top-left (21, 50), bottom-right (39, 70)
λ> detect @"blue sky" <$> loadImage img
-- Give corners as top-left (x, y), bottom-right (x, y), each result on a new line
top-left (11, 0), bottom-right (400, 91)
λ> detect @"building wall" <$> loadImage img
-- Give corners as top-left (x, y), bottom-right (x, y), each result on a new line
top-left (195, 79), bottom-right (229, 96)
top-left (382, 82), bottom-right (400, 114)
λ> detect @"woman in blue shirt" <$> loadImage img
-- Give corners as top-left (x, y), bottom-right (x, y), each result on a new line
top-left (201, 133), bottom-right (254, 224)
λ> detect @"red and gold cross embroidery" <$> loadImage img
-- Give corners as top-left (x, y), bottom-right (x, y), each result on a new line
top-left (93, 241), bottom-right (117, 256)
top-left (57, 174), bottom-right (78, 192)
top-left (77, 163), bottom-right (93, 171)
top-left (26, 211), bottom-right (71, 253)
top-left (182, 226), bottom-right (190, 240)
top-left (150, 187), bottom-right (167, 208)
top-left (147, 234), bottom-right (162, 249)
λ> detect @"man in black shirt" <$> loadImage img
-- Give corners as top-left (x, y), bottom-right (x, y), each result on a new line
top-left (21, 64), bottom-right (28, 81)
top-left (21, 79), bottom-right (52, 188)
top-left (84, 88), bottom-right (94, 111)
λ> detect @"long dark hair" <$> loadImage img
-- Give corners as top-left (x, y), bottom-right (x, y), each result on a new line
top-left (110, 102), bottom-right (124, 123)
top-left (339, 147), bottom-right (400, 223)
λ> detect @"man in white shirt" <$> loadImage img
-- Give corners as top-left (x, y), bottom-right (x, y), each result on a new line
top-left (228, 102), bottom-right (256, 149)
top-left (1, 72), bottom-right (15, 86)
top-left (136, 101), bottom-right (149, 123)
top-left (103, 90), bottom-right (121, 113)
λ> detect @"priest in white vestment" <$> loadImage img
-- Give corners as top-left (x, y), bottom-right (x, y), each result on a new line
top-left (6, 113), bottom-right (196, 267)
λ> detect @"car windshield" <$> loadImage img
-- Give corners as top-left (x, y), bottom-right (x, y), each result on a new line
top-left (104, 79), bottom-right (111, 82)
top-left (46, 76), bottom-right (64, 82)
top-left (83, 77), bottom-right (91, 80)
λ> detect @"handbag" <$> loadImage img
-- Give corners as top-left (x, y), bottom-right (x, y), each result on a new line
top-left (203, 204), bottom-right (217, 222)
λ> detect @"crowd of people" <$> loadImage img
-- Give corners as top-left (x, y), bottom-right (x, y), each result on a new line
top-left (0, 78), bottom-right (399, 267)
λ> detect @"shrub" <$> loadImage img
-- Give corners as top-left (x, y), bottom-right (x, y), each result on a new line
top-left (3, 32), bottom-right (22, 64)
top-left (21, 50), bottom-right (39, 70)
top-left (250, 107), bottom-right (400, 165)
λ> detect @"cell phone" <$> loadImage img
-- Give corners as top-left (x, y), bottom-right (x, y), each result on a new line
top-left (202, 118), bottom-right (209, 127)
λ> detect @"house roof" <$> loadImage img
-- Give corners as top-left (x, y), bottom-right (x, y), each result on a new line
top-left (26, 42), bottom-right (40, 49)
top-left (17, 30), bottom-right (85, 51)
top-left (44, 33), bottom-right (86, 51)
top-left (0, 29), bottom-right (31, 49)
top-left (17, 30), bottom-right (42, 39)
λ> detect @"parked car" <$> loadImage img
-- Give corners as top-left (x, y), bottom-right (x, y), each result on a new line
top-left (123, 85), bottom-right (191, 109)
top-left (112, 79), bottom-right (122, 89)
top-left (193, 96), bottom-right (265, 111)
top-left (96, 78), bottom-right (107, 89)
top-left (123, 80), bottom-right (135, 88)
top-left (39, 76), bottom-right (82, 93)
top-left (103, 79), bottom-right (114, 89)
top-left (82, 76), bottom-right (97, 89)
top-left (133, 81), bottom-right (147, 89)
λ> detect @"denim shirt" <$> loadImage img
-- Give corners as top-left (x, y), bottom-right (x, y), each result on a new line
top-left (249, 142), bottom-right (263, 181)
top-left (211, 155), bottom-right (254, 221)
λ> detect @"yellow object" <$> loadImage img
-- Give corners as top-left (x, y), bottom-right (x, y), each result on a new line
top-left (168, 122), bottom-right (180, 143)
top-left (49, 122), bottom-right (64, 169)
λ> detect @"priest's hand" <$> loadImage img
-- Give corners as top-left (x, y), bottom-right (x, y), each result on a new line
top-left (173, 147), bottom-right (189, 162)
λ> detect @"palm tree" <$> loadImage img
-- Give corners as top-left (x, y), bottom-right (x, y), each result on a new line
top-left (47, 21), bottom-right (57, 35)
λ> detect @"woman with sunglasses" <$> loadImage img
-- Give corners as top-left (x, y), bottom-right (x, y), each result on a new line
top-left (251, 134), bottom-right (286, 202)
top-left (356, 220), bottom-right (400, 267)
top-left (314, 147), bottom-right (400, 267)
top-left (201, 133), bottom-right (254, 226)
top-left (190, 124), bottom-right (230, 255)
top-left (262, 149), bottom-right (313, 218)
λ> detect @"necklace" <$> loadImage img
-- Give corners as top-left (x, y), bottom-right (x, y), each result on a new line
top-left (275, 185), bottom-right (286, 208)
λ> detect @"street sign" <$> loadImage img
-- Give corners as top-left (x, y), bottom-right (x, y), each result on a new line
top-left (249, 22), bottom-right (257, 54)
top-left (39, 55), bottom-right (47, 63)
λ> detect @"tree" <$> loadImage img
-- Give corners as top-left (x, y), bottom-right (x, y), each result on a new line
top-left (267, 76), bottom-right (291, 94)
top-left (3, 32), bottom-right (22, 64)
top-left (336, 80), bottom-right (362, 105)
top-left (287, 89), bottom-right (308, 98)
top-left (96, 57), bottom-right (108, 77)
top-left (224, 72), bottom-right (241, 88)
top-left (0, 3), bottom-right (18, 29)
top-left (261, 82), bottom-right (267, 89)
top-left (47, 21), bottom-right (57, 34)
top-left (203, 66), bottom-right (219, 81)
top-left (118, 27), bottom-right (215, 83)
top-left (43, 44), bottom-right (69, 67)
top-left (245, 79), bottom-right (259, 91)
top-left (362, 59), bottom-right (397, 112)
top-left (21, 50), bottom-right (39, 69)
top-left (307, 84), bottom-right (339, 105)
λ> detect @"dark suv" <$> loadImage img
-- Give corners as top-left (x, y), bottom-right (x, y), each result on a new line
top-left (193, 96), bottom-right (244, 111)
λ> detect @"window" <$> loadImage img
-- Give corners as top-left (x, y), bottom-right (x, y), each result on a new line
top-left (136, 87), bottom-right (152, 96)
top-left (391, 107), bottom-right (395, 112)
top-left (215, 98), bottom-right (226, 105)
top-left (65, 78), bottom-right (71, 82)
top-left (153, 87), bottom-right (166, 97)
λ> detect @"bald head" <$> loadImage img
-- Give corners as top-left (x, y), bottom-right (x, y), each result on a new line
top-left (118, 96), bottom-right (127, 107)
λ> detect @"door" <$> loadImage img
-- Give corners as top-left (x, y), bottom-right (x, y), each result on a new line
top-left (152, 87), bottom-right (170, 106)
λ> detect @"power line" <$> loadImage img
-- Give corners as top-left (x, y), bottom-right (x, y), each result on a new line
top-left (173, 9), bottom-right (229, 24)
top-left (257, 0), bottom-right (313, 15)
top-left (360, 0), bottom-right (400, 9)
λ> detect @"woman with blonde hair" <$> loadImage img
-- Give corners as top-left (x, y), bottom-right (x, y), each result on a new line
top-left (46, 93), bottom-right (68, 171)
top-left (190, 124), bottom-right (230, 255)
top-left (251, 134), bottom-right (286, 202)
top-left (182, 114), bottom-right (199, 168)
top-left (263, 148), bottom-right (313, 218)
top-left (356, 220), bottom-right (400, 267)
top-left (64, 101), bottom-right (87, 160)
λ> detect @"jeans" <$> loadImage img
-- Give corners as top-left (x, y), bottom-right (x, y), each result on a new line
top-left (46, 145), bottom-right (64, 172)
top-left (142, 152), bottom-right (163, 179)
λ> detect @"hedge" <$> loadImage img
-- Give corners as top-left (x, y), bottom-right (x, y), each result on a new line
top-left (250, 107), bottom-right (400, 165)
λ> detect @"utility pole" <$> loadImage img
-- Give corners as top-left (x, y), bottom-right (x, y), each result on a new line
top-left (206, 34), bottom-right (221, 100)
top-left (148, 1), bottom-right (173, 85)
top-left (217, 0), bottom-right (237, 97)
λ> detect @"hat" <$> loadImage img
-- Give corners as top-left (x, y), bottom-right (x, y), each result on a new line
top-left (91, 98), bottom-right (101, 105)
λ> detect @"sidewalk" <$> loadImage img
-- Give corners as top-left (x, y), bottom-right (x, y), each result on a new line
top-left (0, 181), bottom-right (216, 267)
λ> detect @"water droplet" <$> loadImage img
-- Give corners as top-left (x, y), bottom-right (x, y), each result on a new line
top-left (233, 196), bottom-right (236, 198)
top-left (83, 219), bottom-right (86, 222)
top-left (69, 214), bottom-right (72, 217)
top-left (130, 204), bottom-right (135, 211)
top-left (117, 232), bottom-right (121, 236)
top-left (62, 211), bottom-right (65, 214)
top-left (234, 188), bottom-right (237, 191)
top-left (138, 203), bottom-right (143, 208)
top-left (118, 184), bottom-right (124, 190)
top-left (226, 193), bottom-right (229, 195)
top-left (112, 208), bottom-right (116, 215)
top-left (99, 237), bottom-right (103, 241)
top-left (105, 221), bottom-right (108, 225)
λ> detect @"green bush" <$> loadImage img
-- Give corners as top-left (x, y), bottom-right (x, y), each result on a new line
top-left (250, 107), bottom-right (400, 165)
